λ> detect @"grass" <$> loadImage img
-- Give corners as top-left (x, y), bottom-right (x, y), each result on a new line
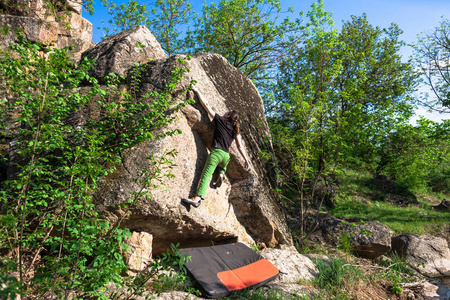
top-left (331, 168), bottom-right (450, 237)
top-left (330, 199), bottom-right (450, 235)
top-left (224, 288), bottom-right (310, 300)
top-left (146, 167), bottom-right (447, 300)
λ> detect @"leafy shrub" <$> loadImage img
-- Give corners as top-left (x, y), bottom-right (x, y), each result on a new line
top-left (0, 32), bottom-right (193, 299)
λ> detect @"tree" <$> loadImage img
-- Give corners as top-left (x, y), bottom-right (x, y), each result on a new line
top-left (413, 17), bottom-right (450, 113)
top-left (268, 0), bottom-right (343, 236)
top-left (267, 1), bottom-right (418, 236)
top-left (378, 118), bottom-right (450, 191)
top-left (149, 0), bottom-right (195, 56)
top-left (336, 14), bottom-right (418, 169)
top-left (99, 0), bottom-right (194, 56)
top-left (186, 0), bottom-right (297, 80)
top-left (100, 0), bottom-right (150, 37)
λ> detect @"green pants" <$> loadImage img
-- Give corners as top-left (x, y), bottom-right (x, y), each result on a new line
top-left (196, 148), bottom-right (230, 199)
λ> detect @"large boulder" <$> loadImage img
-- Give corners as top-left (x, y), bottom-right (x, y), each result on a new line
top-left (82, 28), bottom-right (292, 255)
top-left (304, 212), bottom-right (393, 259)
top-left (391, 234), bottom-right (450, 278)
top-left (81, 25), bottom-right (168, 80)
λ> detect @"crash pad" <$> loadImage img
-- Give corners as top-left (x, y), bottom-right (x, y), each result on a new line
top-left (179, 243), bottom-right (279, 298)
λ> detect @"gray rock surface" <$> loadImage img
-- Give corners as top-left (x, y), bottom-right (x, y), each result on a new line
top-left (81, 25), bottom-right (168, 80)
top-left (260, 246), bottom-right (318, 283)
top-left (391, 234), bottom-right (450, 278)
top-left (401, 279), bottom-right (450, 300)
top-left (83, 29), bottom-right (292, 255)
top-left (304, 212), bottom-right (393, 259)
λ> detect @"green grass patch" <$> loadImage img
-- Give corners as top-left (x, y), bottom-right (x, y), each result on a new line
top-left (331, 168), bottom-right (450, 236)
top-left (330, 198), bottom-right (450, 235)
top-left (224, 288), bottom-right (309, 300)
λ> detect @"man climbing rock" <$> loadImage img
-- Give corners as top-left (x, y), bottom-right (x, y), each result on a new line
top-left (182, 87), bottom-right (250, 208)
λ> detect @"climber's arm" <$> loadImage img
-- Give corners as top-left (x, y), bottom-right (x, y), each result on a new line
top-left (193, 87), bottom-right (215, 120)
top-left (235, 134), bottom-right (250, 170)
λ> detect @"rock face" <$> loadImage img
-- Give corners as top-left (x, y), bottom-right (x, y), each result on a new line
top-left (260, 246), bottom-right (318, 283)
top-left (0, 0), bottom-right (93, 61)
top-left (83, 29), bottom-right (292, 255)
top-left (304, 212), bottom-right (393, 259)
top-left (370, 174), bottom-right (418, 206)
top-left (391, 234), bottom-right (450, 278)
top-left (82, 26), bottom-right (168, 80)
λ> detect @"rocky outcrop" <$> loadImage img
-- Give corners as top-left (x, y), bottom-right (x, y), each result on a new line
top-left (0, 0), bottom-right (93, 61)
top-left (391, 234), bottom-right (450, 278)
top-left (81, 26), bottom-right (167, 80)
top-left (81, 28), bottom-right (292, 255)
top-left (304, 212), bottom-right (393, 259)
top-left (370, 174), bottom-right (418, 206)
top-left (260, 246), bottom-right (318, 283)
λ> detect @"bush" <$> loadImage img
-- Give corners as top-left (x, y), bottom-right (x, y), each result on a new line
top-left (0, 32), bottom-right (192, 299)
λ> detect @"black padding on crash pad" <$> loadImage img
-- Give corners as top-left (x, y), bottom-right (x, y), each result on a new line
top-left (180, 243), bottom-right (279, 299)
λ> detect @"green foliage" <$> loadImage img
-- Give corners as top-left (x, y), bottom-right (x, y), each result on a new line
top-left (337, 233), bottom-right (352, 253)
top-left (0, 33), bottom-right (191, 298)
top-left (186, 0), bottom-right (298, 79)
top-left (413, 17), bottom-right (450, 113)
top-left (377, 118), bottom-right (450, 191)
top-left (150, 0), bottom-right (195, 56)
top-left (113, 243), bottom-right (200, 298)
top-left (265, 2), bottom-right (419, 234)
top-left (330, 183), bottom-right (450, 236)
top-left (100, 0), bottom-right (150, 37)
top-left (99, 0), bottom-right (194, 56)
top-left (313, 258), bottom-right (362, 293)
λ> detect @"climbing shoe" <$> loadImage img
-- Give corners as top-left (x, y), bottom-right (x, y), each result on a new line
top-left (214, 174), bottom-right (224, 188)
top-left (181, 198), bottom-right (202, 208)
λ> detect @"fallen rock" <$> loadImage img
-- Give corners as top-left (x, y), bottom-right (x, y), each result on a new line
top-left (401, 279), bottom-right (450, 300)
top-left (304, 212), bottom-right (393, 259)
top-left (304, 254), bottom-right (333, 266)
top-left (391, 234), bottom-right (450, 278)
top-left (260, 246), bottom-right (318, 283)
top-left (384, 193), bottom-right (418, 207)
top-left (124, 231), bottom-right (153, 275)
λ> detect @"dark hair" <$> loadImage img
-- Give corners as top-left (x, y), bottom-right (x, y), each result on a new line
top-left (227, 110), bottom-right (240, 136)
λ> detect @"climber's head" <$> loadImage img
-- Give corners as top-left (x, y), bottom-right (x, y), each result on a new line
top-left (224, 110), bottom-right (240, 136)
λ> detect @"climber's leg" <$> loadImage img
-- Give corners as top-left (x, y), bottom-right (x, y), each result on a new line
top-left (196, 148), bottom-right (223, 199)
top-left (214, 150), bottom-right (230, 188)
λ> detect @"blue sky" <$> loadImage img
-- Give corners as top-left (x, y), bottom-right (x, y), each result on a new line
top-left (83, 0), bottom-right (450, 122)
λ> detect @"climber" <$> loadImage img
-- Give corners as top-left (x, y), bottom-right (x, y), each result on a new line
top-left (182, 87), bottom-right (250, 208)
